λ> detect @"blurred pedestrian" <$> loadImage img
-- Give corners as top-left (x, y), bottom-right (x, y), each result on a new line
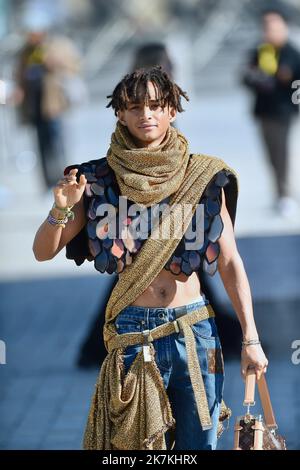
top-left (13, 28), bottom-right (85, 192)
top-left (130, 42), bottom-right (174, 77)
top-left (242, 6), bottom-right (300, 217)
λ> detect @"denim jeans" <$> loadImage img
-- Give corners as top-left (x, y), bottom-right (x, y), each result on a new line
top-left (115, 294), bottom-right (225, 450)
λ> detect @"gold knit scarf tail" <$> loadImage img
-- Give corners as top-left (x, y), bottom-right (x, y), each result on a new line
top-left (83, 346), bottom-right (175, 450)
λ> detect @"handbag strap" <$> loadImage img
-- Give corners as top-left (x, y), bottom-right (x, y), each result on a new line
top-left (243, 368), bottom-right (278, 429)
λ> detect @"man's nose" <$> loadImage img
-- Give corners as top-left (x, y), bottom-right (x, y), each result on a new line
top-left (140, 105), bottom-right (152, 119)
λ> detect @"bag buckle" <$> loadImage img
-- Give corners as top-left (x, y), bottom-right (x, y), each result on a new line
top-left (243, 402), bottom-right (256, 415)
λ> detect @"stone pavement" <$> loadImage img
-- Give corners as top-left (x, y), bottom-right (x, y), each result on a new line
top-left (0, 275), bottom-right (106, 450)
top-left (1, 271), bottom-right (300, 450)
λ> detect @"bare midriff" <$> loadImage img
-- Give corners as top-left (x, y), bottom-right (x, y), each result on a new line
top-left (130, 268), bottom-right (204, 308)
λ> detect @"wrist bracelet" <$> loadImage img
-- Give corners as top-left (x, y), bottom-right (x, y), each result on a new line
top-left (47, 212), bottom-right (68, 228)
top-left (242, 339), bottom-right (261, 347)
top-left (52, 202), bottom-right (75, 221)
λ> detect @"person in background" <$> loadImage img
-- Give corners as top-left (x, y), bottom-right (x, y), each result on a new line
top-left (14, 29), bottom-right (83, 192)
top-left (130, 42), bottom-right (174, 77)
top-left (242, 6), bottom-right (300, 217)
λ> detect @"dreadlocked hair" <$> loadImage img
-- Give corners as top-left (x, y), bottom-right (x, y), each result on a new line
top-left (106, 65), bottom-right (189, 116)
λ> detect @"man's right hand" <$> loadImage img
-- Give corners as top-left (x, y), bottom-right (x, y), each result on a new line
top-left (53, 168), bottom-right (87, 208)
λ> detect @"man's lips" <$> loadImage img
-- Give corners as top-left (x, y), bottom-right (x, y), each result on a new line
top-left (138, 124), bottom-right (157, 129)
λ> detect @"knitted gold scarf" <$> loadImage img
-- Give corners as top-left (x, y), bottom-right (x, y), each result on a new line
top-left (103, 122), bottom-right (239, 351)
top-left (106, 121), bottom-right (190, 207)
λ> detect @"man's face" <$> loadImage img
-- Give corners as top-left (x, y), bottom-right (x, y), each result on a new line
top-left (263, 13), bottom-right (288, 47)
top-left (27, 31), bottom-right (45, 46)
top-left (117, 81), bottom-right (177, 148)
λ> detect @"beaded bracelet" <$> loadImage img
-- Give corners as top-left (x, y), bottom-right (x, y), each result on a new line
top-left (52, 202), bottom-right (75, 221)
top-left (47, 202), bottom-right (75, 229)
top-left (47, 212), bottom-right (69, 228)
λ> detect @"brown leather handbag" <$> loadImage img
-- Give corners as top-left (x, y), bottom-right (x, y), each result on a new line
top-left (233, 369), bottom-right (287, 450)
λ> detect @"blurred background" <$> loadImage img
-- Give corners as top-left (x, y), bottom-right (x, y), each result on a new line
top-left (0, 0), bottom-right (300, 450)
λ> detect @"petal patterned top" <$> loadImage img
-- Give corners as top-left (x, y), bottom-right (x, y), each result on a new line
top-left (64, 157), bottom-right (232, 277)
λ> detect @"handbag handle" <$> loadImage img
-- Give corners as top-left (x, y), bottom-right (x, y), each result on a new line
top-left (243, 368), bottom-right (278, 429)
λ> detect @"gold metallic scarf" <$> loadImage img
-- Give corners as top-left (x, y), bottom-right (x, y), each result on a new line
top-left (106, 121), bottom-right (190, 207)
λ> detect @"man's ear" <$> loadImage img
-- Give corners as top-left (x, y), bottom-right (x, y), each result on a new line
top-left (117, 110), bottom-right (127, 126)
top-left (169, 107), bottom-right (177, 123)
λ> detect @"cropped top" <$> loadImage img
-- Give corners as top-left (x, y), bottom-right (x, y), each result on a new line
top-left (64, 156), bottom-right (233, 277)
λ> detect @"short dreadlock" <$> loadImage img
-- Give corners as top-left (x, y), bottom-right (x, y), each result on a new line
top-left (106, 65), bottom-right (189, 116)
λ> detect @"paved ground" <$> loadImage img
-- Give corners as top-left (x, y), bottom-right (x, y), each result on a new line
top-left (1, 273), bottom-right (300, 450)
top-left (0, 275), bottom-right (105, 450)
top-left (1, 232), bottom-right (300, 450)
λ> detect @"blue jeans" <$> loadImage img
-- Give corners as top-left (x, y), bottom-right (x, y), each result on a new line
top-left (115, 294), bottom-right (225, 450)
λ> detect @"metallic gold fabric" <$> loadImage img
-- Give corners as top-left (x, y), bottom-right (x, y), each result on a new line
top-left (83, 304), bottom-right (215, 450)
top-left (103, 152), bottom-right (239, 350)
top-left (106, 121), bottom-right (190, 207)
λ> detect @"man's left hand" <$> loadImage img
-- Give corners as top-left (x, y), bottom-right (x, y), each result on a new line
top-left (241, 344), bottom-right (268, 381)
